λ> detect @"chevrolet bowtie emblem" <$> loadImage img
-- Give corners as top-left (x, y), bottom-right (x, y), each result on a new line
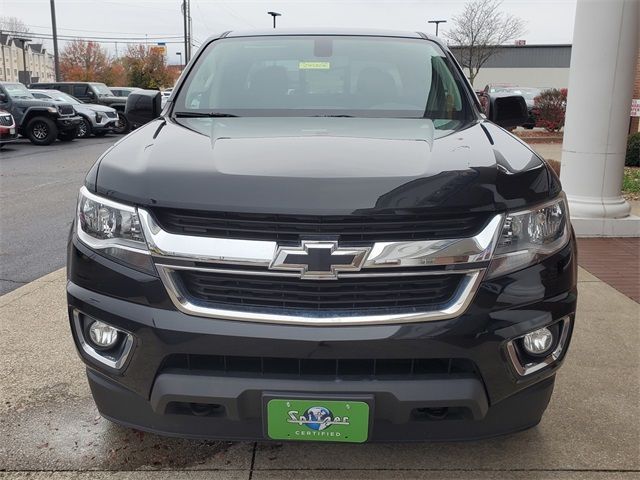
top-left (269, 241), bottom-right (370, 280)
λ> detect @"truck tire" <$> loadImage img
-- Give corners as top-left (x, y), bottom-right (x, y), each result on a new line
top-left (26, 116), bottom-right (58, 146)
top-left (113, 112), bottom-right (131, 134)
top-left (58, 127), bottom-right (78, 142)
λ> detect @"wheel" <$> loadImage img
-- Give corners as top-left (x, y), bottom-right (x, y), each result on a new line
top-left (112, 112), bottom-right (131, 134)
top-left (58, 127), bottom-right (78, 142)
top-left (77, 117), bottom-right (92, 138)
top-left (26, 116), bottom-right (58, 146)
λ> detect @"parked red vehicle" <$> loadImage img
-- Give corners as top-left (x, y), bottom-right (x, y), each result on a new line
top-left (0, 109), bottom-right (18, 147)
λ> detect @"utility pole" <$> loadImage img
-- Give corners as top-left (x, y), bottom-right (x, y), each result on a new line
top-left (182, 0), bottom-right (188, 63)
top-left (267, 11), bottom-right (281, 28)
top-left (427, 19), bottom-right (447, 36)
top-left (49, 0), bottom-right (60, 81)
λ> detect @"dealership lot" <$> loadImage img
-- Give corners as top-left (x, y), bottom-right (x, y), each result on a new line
top-left (0, 136), bottom-right (119, 295)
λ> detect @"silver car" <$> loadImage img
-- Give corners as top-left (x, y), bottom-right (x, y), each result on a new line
top-left (29, 89), bottom-right (118, 138)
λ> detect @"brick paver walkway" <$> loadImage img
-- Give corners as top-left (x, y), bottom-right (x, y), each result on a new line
top-left (577, 237), bottom-right (640, 303)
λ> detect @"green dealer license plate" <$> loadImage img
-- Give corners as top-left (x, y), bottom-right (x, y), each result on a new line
top-left (266, 399), bottom-right (370, 443)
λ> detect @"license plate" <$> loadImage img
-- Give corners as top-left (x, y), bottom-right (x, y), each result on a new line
top-left (266, 398), bottom-right (369, 443)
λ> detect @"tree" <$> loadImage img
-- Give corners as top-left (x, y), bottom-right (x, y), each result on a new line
top-left (446, 0), bottom-right (525, 86)
top-left (0, 16), bottom-right (29, 34)
top-left (121, 44), bottom-right (177, 89)
top-left (533, 88), bottom-right (567, 132)
top-left (60, 40), bottom-right (111, 82)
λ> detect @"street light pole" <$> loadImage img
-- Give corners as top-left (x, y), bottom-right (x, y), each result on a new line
top-left (15, 37), bottom-right (31, 85)
top-left (49, 0), bottom-right (60, 81)
top-left (267, 11), bottom-right (281, 28)
top-left (427, 19), bottom-right (447, 36)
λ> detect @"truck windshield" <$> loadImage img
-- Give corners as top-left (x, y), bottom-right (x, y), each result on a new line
top-left (4, 83), bottom-right (35, 100)
top-left (174, 36), bottom-right (472, 124)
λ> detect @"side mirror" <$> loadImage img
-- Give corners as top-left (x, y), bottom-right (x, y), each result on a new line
top-left (87, 90), bottom-right (96, 98)
top-left (0, 93), bottom-right (6, 102)
top-left (488, 95), bottom-right (529, 128)
top-left (125, 89), bottom-right (162, 129)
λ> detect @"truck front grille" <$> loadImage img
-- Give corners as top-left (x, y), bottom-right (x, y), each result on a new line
top-left (58, 104), bottom-right (75, 116)
top-left (177, 270), bottom-right (463, 311)
top-left (151, 208), bottom-right (490, 242)
top-left (0, 114), bottom-right (13, 126)
top-left (162, 354), bottom-right (478, 379)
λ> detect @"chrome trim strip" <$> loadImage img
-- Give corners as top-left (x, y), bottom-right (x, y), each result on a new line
top-left (505, 316), bottom-right (572, 376)
top-left (155, 263), bottom-right (483, 278)
top-left (156, 266), bottom-right (483, 326)
top-left (138, 209), bottom-right (504, 270)
top-left (72, 310), bottom-right (134, 370)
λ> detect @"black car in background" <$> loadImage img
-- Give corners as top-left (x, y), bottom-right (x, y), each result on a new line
top-left (31, 81), bottom-right (130, 134)
top-left (0, 82), bottom-right (81, 145)
top-left (67, 30), bottom-right (576, 443)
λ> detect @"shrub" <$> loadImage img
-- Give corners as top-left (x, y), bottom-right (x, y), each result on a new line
top-left (626, 132), bottom-right (640, 167)
top-left (533, 88), bottom-right (567, 132)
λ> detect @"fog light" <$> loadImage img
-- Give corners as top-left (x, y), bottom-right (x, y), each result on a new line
top-left (523, 327), bottom-right (553, 355)
top-left (88, 321), bottom-right (119, 349)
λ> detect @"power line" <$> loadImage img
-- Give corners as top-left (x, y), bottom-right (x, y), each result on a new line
top-left (1, 29), bottom-right (183, 42)
top-left (20, 23), bottom-right (182, 36)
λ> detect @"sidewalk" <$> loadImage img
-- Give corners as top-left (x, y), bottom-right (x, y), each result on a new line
top-left (0, 266), bottom-right (638, 479)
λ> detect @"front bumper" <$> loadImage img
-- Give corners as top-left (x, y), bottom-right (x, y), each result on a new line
top-left (56, 115), bottom-right (82, 131)
top-left (0, 127), bottom-right (18, 143)
top-left (67, 235), bottom-right (577, 442)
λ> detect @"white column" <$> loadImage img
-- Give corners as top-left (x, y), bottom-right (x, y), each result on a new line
top-left (560, 0), bottom-right (640, 236)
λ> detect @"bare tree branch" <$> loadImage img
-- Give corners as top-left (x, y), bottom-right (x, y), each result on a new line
top-left (446, 0), bottom-right (526, 85)
top-left (0, 16), bottom-right (30, 35)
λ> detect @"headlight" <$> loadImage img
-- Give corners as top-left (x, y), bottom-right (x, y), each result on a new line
top-left (76, 186), bottom-right (155, 274)
top-left (47, 106), bottom-right (57, 113)
top-left (486, 196), bottom-right (570, 279)
top-left (95, 112), bottom-right (103, 122)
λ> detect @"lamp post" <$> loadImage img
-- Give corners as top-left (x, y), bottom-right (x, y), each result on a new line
top-left (427, 19), bottom-right (447, 36)
top-left (267, 11), bottom-right (281, 28)
top-left (15, 37), bottom-right (31, 85)
top-left (176, 52), bottom-right (183, 70)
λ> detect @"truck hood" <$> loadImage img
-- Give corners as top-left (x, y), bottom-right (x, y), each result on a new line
top-left (92, 117), bottom-right (557, 215)
top-left (11, 98), bottom-right (60, 109)
top-left (75, 103), bottom-right (116, 114)
top-left (97, 95), bottom-right (126, 106)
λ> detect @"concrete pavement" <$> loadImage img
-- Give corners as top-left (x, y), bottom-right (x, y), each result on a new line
top-left (0, 267), bottom-right (638, 479)
top-left (0, 136), bottom-right (119, 295)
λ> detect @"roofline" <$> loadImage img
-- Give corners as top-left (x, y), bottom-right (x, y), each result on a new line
top-left (449, 43), bottom-right (572, 48)
top-left (198, 28), bottom-right (448, 52)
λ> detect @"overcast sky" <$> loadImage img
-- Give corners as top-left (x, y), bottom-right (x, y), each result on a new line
top-left (1, 0), bottom-right (577, 63)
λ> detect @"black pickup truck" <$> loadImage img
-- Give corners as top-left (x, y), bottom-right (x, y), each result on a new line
top-left (67, 30), bottom-right (576, 443)
top-left (0, 82), bottom-right (81, 145)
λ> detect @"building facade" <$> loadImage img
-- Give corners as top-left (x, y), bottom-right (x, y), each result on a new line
top-left (450, 44), bottom-right (572, 90)
top-left (0, 33), bottom-right (55, 83)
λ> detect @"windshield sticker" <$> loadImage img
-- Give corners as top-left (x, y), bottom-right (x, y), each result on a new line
top-left (299, 61), bottom-right (330, 70)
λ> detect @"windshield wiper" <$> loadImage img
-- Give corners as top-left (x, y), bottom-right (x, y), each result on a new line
top-left (174, 111), bottom-right (239, 118)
